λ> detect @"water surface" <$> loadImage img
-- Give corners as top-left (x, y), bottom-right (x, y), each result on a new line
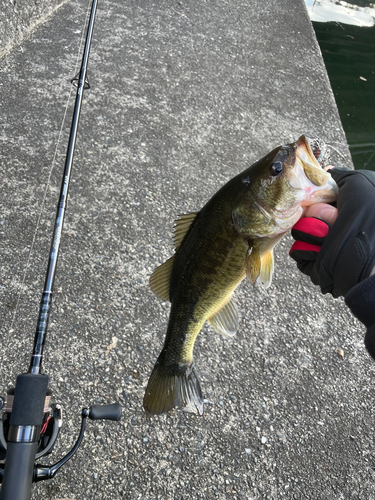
top-left (305, 0), bottom-right (375, 170)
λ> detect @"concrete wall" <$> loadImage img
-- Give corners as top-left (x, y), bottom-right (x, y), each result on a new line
top-left (0, 0), bottom-right (68, 59)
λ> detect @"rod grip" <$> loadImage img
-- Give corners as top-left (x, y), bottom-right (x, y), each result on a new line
top-left (9, 374), bottom-right (49, 427)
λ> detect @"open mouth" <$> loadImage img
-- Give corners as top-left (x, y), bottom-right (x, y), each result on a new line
top-left (295, 135), bottom-right (332, 187)
top-left (306, 137), bottom-right (331, 168)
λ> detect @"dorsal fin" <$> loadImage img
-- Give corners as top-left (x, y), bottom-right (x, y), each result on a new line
top-left (173, 213), bottom-right (198, 250)
top-left (149, 256), bottom-right (174, 302)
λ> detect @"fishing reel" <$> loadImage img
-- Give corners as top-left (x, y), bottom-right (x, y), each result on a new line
top-left (0, 387), bottom-right (62, 460)
top-left (0, 387), bottom-right (121, 482)
top-left (0, 388), bottom-right (60, 462)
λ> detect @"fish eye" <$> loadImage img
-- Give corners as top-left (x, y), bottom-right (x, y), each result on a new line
top-left (270, 161), bottom-right (284, 176)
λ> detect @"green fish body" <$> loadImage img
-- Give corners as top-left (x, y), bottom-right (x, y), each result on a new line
top-left (144, 136), bottom-right (338, 415)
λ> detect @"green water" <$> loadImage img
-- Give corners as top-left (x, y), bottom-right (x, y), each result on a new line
top-left (309, 5), bottom-right (375, 170)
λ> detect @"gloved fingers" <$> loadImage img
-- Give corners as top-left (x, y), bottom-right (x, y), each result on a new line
top-left (289, 241), bottom-right (321, 281)
top-left (296, 260), bottom-right (316, 278)
top-left (289, 218), bottom-right (328, 284)
top-left (291, 217), bottom-right (330, 246)
top-left (329, 166), bottom-right (375, 190)
top-left (328, 166), bottom-right (355, 187)
top-left (290, 168), bottom-right (375, 298)
top-left (289, 241), bottom-right (322, 261)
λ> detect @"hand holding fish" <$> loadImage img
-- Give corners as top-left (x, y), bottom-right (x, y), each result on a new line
top-left (303, 202), bottom-right (338, 224)
top-left (144, 136), bottom-right (338, 416)
top-left (290, 167), bottom-right (375, 296)
top-left (290, 167), bottom-right (375, 360)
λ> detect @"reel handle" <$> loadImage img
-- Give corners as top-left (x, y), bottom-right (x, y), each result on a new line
top-left (88, 403), bottom-right (122, 421)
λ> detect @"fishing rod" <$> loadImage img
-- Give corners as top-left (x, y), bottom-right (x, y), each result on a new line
top-left (0, 1), bottom-right (121, 498)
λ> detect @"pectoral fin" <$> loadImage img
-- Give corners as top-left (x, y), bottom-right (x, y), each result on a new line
top-left (258, 250), bottom-right (274, 289)
top-left (208, 293), bottom-right (239, 337)
top-left (149, 256), bottom-right (174, 301)
top-left (245, 246), bottom-right (261, 284)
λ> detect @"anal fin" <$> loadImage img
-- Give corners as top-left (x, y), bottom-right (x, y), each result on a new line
top-left (208, 293), bottom-right (239, 337)
top-left (149, 256), bottom-right (174, 302)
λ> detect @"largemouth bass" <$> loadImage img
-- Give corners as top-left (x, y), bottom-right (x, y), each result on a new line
top-left (144, 136), bottom-right (338, 415)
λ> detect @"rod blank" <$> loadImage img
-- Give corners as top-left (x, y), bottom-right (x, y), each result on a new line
top-left (29, 0), bottom-right (98, 374)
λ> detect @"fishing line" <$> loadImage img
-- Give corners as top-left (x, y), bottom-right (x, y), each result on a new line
top-left (326, 142), bottom-right (349, 162)
top-left (3, 0), bottom-right (93, 375)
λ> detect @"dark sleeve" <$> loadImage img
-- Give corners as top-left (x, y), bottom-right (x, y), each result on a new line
top-left (345, 274), bottom-right (375, 360)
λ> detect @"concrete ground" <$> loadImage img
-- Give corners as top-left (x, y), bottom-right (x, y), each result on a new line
top-left (1, 0), bottom-right (374, 499)
top-left (0, 0), bottom-right (68, 59)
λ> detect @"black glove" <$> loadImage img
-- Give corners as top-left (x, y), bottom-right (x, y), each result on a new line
top-left (289, 167), bottom-right (375, 298)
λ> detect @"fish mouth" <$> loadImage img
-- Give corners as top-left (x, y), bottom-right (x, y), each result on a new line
top-left (296, 135), bottom-right (331, 186)
top-left (288, 135), bottom-right (338, 205)
top-left (307, 137), bottom-right (331, 168)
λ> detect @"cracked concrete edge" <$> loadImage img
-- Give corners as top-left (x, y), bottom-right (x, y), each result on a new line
top-left (0, 0), bottom-right (71, 61)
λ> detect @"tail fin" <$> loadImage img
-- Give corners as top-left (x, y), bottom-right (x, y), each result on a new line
top-left (143, 360), bottom-right (204, 416)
